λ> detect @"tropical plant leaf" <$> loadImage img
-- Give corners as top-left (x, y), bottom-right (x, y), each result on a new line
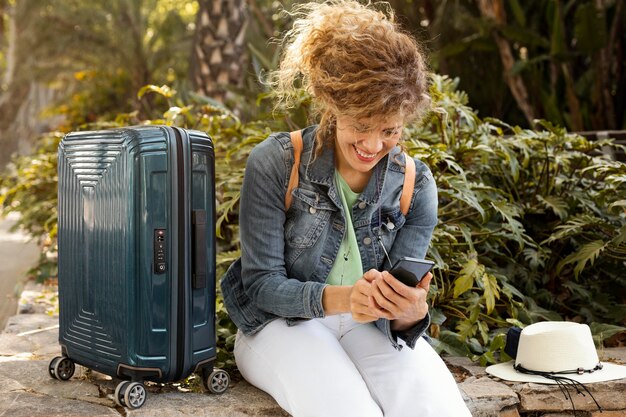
top-left (456, 318), bottom-right (477, 340)
top-left (505, 318), bottom-right (526, 328)
top-left (501, 282), bottom-right (526, 302)
top-left (589, 323), bottom-right (626, 347)
top-left (137, 84), bottom-right (176, 99)
top-left (508, 0), bottom-right (525, 27)
top-left (479, 273), bottom-right (500, 314)
top-left (523, 299), bottom-right (563, 322)
top-left (557, 240), bottom-right (608, 277)
top-left (500, 25), bottom-right (549, 48)
top-left (457, 224), bottom-right (476, 253)
top-left (430, 330), bottom-right (470, 356)
top-left (522, 247), bottom-right (545, 269)
top-left (454, 257), bottom-right (483, 298)
top-left (443, 177), bottom-right (487, 221)
top-left (216, 249), bottom-right (241, 268)
top-left (542, 214), bottom-right (602, 244)
top-left (537, 195), bottom-right (569, 220)
top-left (490, 201), bottom-right (525, 243)
top-left (611, 225), bottom-right (626, 246)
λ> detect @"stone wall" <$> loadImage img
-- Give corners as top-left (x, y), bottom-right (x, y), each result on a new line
top-left (1, 280), bottom-right (625, 417)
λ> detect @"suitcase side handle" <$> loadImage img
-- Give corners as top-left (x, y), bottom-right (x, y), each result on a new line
top-left (192, 210), bottom-right (207, 289)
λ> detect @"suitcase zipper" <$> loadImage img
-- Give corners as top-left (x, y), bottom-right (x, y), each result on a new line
top-left (172, 127), bottom-right (187, 382)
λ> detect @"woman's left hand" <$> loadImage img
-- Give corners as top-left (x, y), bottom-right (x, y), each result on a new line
top-left (365, 271), bottom-right (432, 330)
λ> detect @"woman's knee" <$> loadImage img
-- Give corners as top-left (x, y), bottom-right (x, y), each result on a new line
top-left (234, 320), bottom-right (383, 417)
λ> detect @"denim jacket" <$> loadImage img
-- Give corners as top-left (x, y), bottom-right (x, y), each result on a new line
top-left (220, 126), bottom-right (438, 350)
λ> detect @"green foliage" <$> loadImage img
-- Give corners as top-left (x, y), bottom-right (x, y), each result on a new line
top-left (0, 133), bottom-right (60, 240)
top-left (2, 75), bottom-right (625, 368)
top-left (0, 133), bottom-right (61, 283)
top-left (408, 75), bottom-right (626, 363)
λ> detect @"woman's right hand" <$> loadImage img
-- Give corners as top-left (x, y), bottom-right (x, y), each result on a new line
top-left (350, 269), bottom-right (392, 323)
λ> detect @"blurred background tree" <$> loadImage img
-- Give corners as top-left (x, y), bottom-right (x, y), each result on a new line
top-left (389, 0), bottom-right (625, 131)
top-left (1, 0), bottom-right (623, 169)
top-left (0, 0), bottom-right (199, 167)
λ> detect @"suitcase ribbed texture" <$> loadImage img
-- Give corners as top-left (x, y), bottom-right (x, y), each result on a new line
top-left (58, 131), bottom-right (133, 370)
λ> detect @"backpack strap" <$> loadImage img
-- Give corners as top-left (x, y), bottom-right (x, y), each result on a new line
top-left (400, 153), bottom-right (415, 216)
top-left (285, 129), bottom-right (415, 216)
top-left (285, 130), bottom-right (303, 211)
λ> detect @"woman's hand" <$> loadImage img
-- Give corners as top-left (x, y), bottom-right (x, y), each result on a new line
top-left (350, 269), bottom-right (390, 323)
top-left (344, 269), bottom-right (432, 326)
top-left (367, 271), bottom-right (432, 331)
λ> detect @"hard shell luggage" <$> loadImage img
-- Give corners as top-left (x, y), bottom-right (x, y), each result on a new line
top-left (50, 125), bottom-right (229, 408)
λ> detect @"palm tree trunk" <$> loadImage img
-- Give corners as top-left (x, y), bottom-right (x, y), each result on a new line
top-left (190, 0), bottom-right (248, 104)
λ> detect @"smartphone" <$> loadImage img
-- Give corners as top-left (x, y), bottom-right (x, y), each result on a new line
top-left (388, 257), bottom-right (435, 287)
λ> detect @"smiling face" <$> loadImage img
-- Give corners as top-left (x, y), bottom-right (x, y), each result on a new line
top-left (334, 114), bottom-right (404, 190)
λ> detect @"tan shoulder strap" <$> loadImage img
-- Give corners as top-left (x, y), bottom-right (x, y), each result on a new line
top-left (285, 130), bottom-right (303, 210)
top-left (400, 153), bottom-right (415, 216)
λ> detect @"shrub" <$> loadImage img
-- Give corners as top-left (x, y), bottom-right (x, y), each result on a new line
top-left (410, 76), bottom-right (626, 362)
top-left (1, 75), bottom-right (624, 369)
top-left (0, 133), bottom-right (61, 283)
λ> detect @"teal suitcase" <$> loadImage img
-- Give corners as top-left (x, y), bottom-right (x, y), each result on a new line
top-left (50, 125), bottom-right (229, 408)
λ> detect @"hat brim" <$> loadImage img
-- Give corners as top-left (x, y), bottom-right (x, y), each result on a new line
top-left (486, 361), bottom-right (626, 384)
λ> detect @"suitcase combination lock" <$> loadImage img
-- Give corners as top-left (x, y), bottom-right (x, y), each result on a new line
top-left (154, 229), bottom-right (167, 273)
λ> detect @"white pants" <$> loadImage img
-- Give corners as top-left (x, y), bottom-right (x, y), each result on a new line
top-left (234, 314), bottom-right (471, 417)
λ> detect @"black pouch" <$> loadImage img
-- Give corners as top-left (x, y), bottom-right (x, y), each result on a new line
top-left (504, 327), bottom-right (522, 359)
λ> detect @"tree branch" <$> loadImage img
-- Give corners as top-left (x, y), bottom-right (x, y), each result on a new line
top-left (476, 0), bottom-right (535, 126)
top-left (594, 0), bottom-right (623, 129)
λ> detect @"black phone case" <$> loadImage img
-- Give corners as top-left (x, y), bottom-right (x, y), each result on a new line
top-left (388, 257), bottom-right (434, 286)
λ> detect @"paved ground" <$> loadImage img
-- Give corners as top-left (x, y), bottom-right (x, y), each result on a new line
top-left (0, 212), bottom-right (40, 330)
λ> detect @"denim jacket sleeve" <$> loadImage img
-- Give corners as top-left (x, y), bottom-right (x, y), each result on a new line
top-left (375, 156), bottom-right (439, 349)
top-left (238, 135), bottom-right (327, 319)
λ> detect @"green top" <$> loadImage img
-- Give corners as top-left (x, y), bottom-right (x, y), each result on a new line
top-left (325, 171), bottom-right (364, 286)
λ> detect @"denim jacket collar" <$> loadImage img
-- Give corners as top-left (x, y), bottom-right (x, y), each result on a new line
top-left (303, 127), bottom-right (398, 206)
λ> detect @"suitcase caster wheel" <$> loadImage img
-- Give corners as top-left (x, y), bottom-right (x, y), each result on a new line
top-left (123, 382), bottom-right (147, 409)
top-left (204, 369), bottom-right (230, 394)
top-left (49, 356), bottom-right (75, 381)
top-left (48, 357), bottom-right (61, 379)
top-left (114, 381), bottom-right (130, 407)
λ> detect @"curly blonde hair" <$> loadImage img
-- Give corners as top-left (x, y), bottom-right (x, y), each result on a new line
top-left (269, 0), bottom-right (429, 151)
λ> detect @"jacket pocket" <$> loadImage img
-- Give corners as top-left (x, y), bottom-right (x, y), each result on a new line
top-left (284, 188), bottom-right (335, 249)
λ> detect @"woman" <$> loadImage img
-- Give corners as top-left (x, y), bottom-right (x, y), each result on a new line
top-left (221, 1), bottom-right (471, 416)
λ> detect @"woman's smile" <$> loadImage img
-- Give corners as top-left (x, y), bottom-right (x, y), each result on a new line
top-left (353, 144), bottom-right (378, 162)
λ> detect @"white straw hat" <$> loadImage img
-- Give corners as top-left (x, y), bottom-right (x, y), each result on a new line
top-left (486, 321), bottom-right (626, 384)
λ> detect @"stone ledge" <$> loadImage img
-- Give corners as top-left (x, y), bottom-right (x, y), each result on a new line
top-left (0, 392), bottom-right (120, 417)
top-left (125, 383), bottom-right (290, 417)
top-left (0, 357), bottom-right (288, 417)
top-left (2, 282), bottom-right (626, 417)
top-left (515, 379), bottom-right (626, 412)
top-left (459, 376), bottom-right (519, 416)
